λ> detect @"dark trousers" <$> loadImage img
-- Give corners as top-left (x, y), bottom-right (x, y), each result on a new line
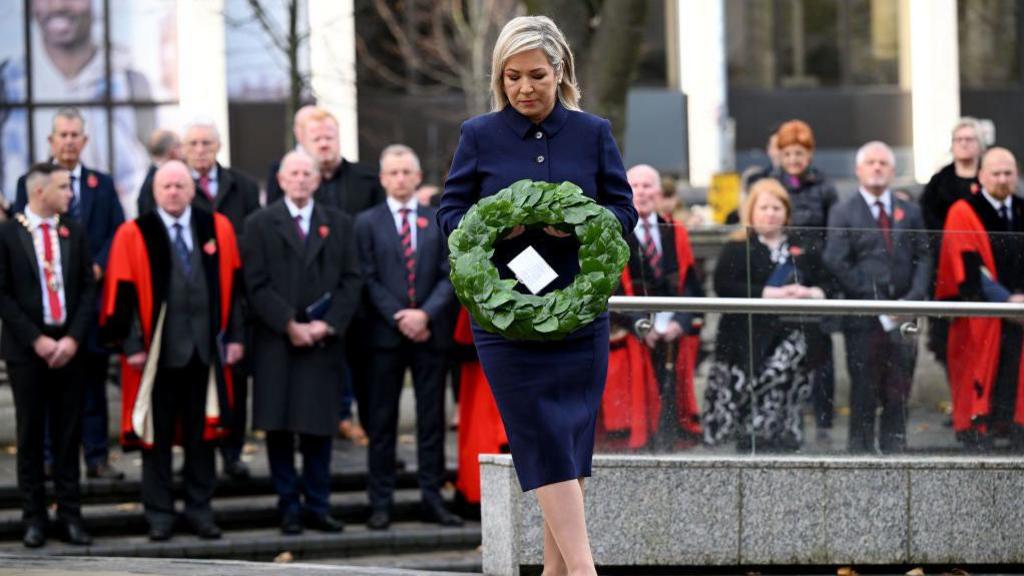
top-left (844, 324), bottom-right (917, 453)
top-left (219, 362), bottom-right (248, 464)
top-left (346, 333), bottom-right (371, 428)
top-left (142, 355), bottom-right (216, 529)
top-left (811, 339), bottom-right (836, 430)
top-left (43, 351), bottom-right (111, 468)
top-left (366, 341), bottom-right (446, 510)
top-left (992, 322), bottom-right (1023, 427)
top-left (337, 363), bottom-right (355, 422)
top-left (8, 353), bottom-right (85, 525)
top-left (265, 431), bottom-right (332, 517)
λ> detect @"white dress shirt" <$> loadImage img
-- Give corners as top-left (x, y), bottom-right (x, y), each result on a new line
top-left (859, 188), bottom-right (893, 220)
top-left (156, 206), bottom-right (193, 251)
top-left (386, 196), bottom-right (419, 251)
top-left (982, 189), bottom-right (1013, 222)
top-left (284, 197), bottom-right (314, 237)
top-left (192, 165), bottom-right (220, 198)
top-left (633, 211), bottom-right (662, 254)
top-left (24, 208), bottom-right (66, 325)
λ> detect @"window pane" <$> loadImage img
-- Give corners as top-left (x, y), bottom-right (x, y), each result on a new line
top-left (30, 0), bottom-right (108, 103)
top-left (0, 1), bottom-right (28, 105)
top-left (0, 107), bottom-right (29, 205)
top-left (108, 0), bottom-right (178, 102)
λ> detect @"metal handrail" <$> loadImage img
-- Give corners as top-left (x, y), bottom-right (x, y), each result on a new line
top-left (608, 296), bottom-right (1024, 319)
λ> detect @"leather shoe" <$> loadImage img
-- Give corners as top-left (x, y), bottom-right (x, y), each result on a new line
top-left (60, 518), bottom-right (92, 546)
top-left (23, 523), bottom-right (46, 548)
top-left (366, 509), bottom-right (391, 530)
top-left (223, 459), bottom-right (251, 481)
top-left (422, 500), bottom-right (463, 527)
top-left (148, 525), bottom-right (173, 542)
top-left (191, 520), bottom-right (222, 540)
top-left (86, 461), bottom-right (125, 481)
top-left (280, 512), bottom-right (303, 535)
top-left (304, 512), bottom-right (344, 533)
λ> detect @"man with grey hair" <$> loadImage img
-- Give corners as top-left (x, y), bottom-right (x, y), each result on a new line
top-left (356, 144), bottom-right (460, 530)
top-left (138, 119), bottom-right (259, 481)
top-left (135, 129), bottom-right (183, 216)
top-left (824, 141), bottom-right (932, 454)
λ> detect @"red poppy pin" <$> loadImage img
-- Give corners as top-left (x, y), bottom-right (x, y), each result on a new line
top-left (970, 183), bottom-right (980, 195)
top-left (86, 174), bottom-right (98, 188)
top-left (417, 216), bottom-right (429, 229)
top-left (788, 245), bottom-right (804, 257)
top-left (203, 239), bottom-right (217, 255)
top-left (318, 225), bottom-right (330, 238)
top-left (58, 225), bottom-right (70, 238)
top-left (894, 207), bottom-right (905, 222)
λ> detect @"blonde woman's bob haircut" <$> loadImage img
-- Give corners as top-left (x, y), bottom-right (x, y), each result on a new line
top-left (731, 177), bottom-right (792, 240)
top-left (490, 16), bottom-right (581, 113)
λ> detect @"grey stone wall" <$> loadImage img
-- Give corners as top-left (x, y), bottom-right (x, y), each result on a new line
top-left (480, 454), bottom-right (1024, 575)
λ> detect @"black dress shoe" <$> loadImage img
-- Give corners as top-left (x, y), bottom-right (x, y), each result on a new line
top-left (366, 509), bottom-right (391, 530)
top-left (280, 512), bottom-right (303, 535)
top-left (148, 525), bottom-right (173, 542)
top-left (223, 459), bottom-right (251, 481)
top-left (86, 462), bottom-right (125, 481)
top-left (23, 523), bottom-right (46, 548)
top-left (304, 512), bottom-right (344, 533)
top-left (60, 519), bottom-right (92, 546)
top-left (191, 520), bottom-right (222, 540)
top-left (422, 500), bottom-right (464, 527)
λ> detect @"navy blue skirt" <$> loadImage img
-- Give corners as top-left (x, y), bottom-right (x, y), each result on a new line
top-left (472, 314), bottom-right (609, 492)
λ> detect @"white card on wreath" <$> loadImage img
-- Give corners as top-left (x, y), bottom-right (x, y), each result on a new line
top-left (507, 246), bottom-right (558, 295)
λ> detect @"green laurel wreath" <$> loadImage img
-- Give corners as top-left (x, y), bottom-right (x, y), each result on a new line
top-left (448, 179), bottom-right (630, 340)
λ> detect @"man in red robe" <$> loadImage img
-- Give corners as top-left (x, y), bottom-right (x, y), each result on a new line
top-left (100, 160), bottom-right (244, 540)
top-left (936, 147), bottom-right (1024, 450)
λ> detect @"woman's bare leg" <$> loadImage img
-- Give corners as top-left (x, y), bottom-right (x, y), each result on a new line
top-left (541, 516), bottom-right (568, 576)
top-left (535, 478), bottom-right (596, 576)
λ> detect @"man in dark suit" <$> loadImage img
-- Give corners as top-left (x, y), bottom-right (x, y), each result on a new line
top-left (137, 120), bottom-right (259, 480)
top-left (824, 141), bottom-right (932, 454)
top-left (101, 160), bottom-right (244, 541)
top-left (267, 107), bottom-right (382, 444)
top-left (244, 150), bottom-right (362, 535)
top-left (356, 144), bottom-right (460, 530)
top-left (14, 107), bottom-right (126, 480)
top-left (0, 163), bottom-right (95, 547)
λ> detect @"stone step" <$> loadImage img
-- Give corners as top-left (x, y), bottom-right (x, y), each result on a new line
top-left (0, 522), bottom-right (481, 563)
top-left (324, 548), bottom-right (483, 573)
top-left (0, 488), bottom-right (442, 541)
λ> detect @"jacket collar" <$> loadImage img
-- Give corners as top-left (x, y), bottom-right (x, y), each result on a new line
top-left (500, 99), bottom-right (569, 139)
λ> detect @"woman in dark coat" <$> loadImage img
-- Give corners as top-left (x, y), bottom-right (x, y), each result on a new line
top-left (437, 15), bottom-right (636, 575)
top-left (703, 178), bottom-right (826, 451)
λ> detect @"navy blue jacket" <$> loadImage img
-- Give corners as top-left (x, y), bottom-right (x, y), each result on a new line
top-left (438, 101), bottom-right (637, 238)
top-left (15, 164), bottom-right (124, 268)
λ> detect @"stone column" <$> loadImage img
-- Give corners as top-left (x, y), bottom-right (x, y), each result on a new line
top-left (308, 0), bottom-right (359, 161)
top-left (177, 0), bottom-right (231, 165)
top-left (674, 0), bottom-right (729, 187)
top-left (906, 0), bottom-right (959, 182)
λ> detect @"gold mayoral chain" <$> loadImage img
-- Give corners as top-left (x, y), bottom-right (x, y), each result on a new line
top-left (15, 212), bottom-right (64, 292)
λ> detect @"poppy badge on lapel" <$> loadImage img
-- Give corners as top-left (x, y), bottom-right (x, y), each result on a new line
top-left (87, 174), bottom-right (99, 188)
top-left (319, 225), bottom-right (329, 238)
top-left (970, 183), bottom-right (980, 195)
top-left (788, 245), bottom-right (804, 257)
top-left (203, 240), bottom-right (217, 255)
top-left (894, 207), bottom-right (905, 222)
top-left (417, 216), bottom-right (428, 229)
top-left (58, 225), bottom-right (70, 238)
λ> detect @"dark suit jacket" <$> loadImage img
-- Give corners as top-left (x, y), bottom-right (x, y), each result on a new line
top-left (15, 165), bottom-right (125, 267)
top-left (355, 202), bottom-right (455, 350)
top-left (137, 163), bottom-right (261, 239)
top-left (243, 200), bottom-right (363, 435)
top-left (954, 192), bottom-right (1024, 299)
top-left (0, 217), bottom-right (96, 362)
top-left (823, 192), bottom-right (932, 329)
top-left (266, 158), bottom-right (383, 217)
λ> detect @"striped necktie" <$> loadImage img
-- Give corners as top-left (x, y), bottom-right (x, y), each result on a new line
top-left (399, 208), bottom-right (416, 306)
top-left (642, 219), bottom-right (662, 280)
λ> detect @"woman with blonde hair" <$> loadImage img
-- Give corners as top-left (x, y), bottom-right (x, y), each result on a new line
top-left (704, 178), bottom-right (827, 451)
top-left (438, 15), bottom-right (636, 575)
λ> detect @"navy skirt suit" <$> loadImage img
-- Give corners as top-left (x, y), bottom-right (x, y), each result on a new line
top-left (437, 101), bottom-right (637, 491)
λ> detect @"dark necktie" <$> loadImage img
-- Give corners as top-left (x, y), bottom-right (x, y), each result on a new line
top-left (294, 214), bottom-right (306, 242)
top-left (875, 201), bottom-right (893, 254)
top-left (999, 205), bottom-right (1012, 231)
top-left (172, 222), bottom-right (192, 276)
top-left (68, 175), bottom-right (80, 219)
top-left (399, 208), bottom-right (416, 307)
top-left (642, 219), bottom-right (662, 280)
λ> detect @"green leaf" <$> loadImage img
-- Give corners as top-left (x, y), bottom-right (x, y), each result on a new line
top-left (533, 316), bottom-right (559, 333)
top-left (493, 310), bottom-right (515, 330)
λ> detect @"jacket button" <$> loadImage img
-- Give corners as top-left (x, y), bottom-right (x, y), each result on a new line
top-left (536, 155), bottom-right (545, 163)
top-left (535, 132), bottom-right (543, 139)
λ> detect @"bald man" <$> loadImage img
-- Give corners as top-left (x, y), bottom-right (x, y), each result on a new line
top-left (101, 160), bottom-right (244, 541)
top-left (937, 147), bottom-right (1024, 451)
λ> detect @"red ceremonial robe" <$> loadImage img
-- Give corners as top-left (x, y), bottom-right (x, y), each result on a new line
top-left (600, 268), bottom-right (662, 449)
top-left (669, 219), bottom-right (702, 436)
top-left (454, 307), bottom-right (508, 504)
top-left (936, 199), bottom-right (1024, 432)
top-left (99, 210), bottom-right (241, 449)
